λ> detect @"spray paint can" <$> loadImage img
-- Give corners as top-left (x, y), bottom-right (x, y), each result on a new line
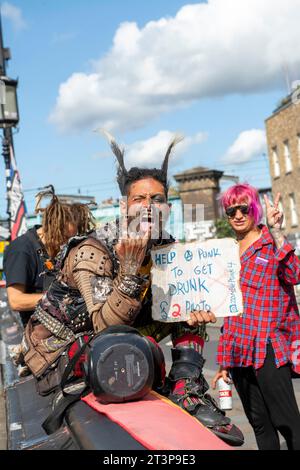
top-left (218, 378), bottom-right (233, 410)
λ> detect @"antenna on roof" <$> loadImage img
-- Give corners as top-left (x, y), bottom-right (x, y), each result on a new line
top-left (282, 62), bottom-right (292, 94)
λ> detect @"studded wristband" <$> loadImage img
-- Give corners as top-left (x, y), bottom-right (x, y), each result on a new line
top-left (116, 274), bottom-right (145, 298)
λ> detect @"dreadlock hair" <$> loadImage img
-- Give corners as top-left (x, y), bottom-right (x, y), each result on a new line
top-left (35, 186), bottom-right (96, 258)
top-left (41, 196), bottom-right (77, 258)
top-left (71, 202), bottom-right (96, 235)
top-left (98, 129), bottom-right (183, 197)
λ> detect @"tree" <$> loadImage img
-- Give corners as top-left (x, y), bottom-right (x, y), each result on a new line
top-left (215, 218), bottom-right (235, 239)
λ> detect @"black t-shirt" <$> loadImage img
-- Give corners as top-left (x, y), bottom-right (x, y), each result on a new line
top-left (3, 225), bottom-right (46, 325)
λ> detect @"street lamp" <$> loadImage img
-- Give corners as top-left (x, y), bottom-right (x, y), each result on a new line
top-left (0, 76), bottom-right (19, 127)
top-left (0, 12), bottom-right (27, 241)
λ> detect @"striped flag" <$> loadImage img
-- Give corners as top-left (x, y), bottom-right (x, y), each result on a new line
top-left (5, 140), bottom-right (27, 240)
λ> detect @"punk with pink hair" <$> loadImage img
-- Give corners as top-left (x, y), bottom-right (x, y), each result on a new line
top-left (220, 183), bottom-right (263, 225)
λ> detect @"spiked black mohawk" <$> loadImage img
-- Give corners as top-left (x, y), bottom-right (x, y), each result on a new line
top-left (99, 129), bottom-right (183, 196)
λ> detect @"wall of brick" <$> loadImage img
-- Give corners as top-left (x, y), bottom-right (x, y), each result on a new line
top-left (174, 169), bottom-right (223, 222)
top-left (265, 100), bottom-right (300, 236)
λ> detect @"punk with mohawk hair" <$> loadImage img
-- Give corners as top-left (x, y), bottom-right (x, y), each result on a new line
top-left (23, 132), bottom-right (243, 446)
top-left (101, 129), bottom-right (182, 196)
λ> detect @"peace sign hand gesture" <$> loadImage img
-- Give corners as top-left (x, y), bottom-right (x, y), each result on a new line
top-left (263, 193), bottom-right (284, 229)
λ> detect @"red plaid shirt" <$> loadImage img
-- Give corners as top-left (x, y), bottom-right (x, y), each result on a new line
top-left (217, 225), bottom-right (300, 373)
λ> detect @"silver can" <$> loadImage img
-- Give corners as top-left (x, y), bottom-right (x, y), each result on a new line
top-left (218, 377), bottom-right (233, 410)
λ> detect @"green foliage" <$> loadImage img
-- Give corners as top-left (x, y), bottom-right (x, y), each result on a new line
top-left (215, 218), bottom-right (235, 239)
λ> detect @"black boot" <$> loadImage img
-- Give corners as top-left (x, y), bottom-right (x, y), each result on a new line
top-left (167, 348), bottom-right (244, 447)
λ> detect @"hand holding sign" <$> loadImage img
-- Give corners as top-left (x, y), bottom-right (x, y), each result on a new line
top-left (187, 309), bottom-right (217, 326)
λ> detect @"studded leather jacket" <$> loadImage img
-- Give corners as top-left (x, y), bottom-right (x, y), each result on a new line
top-left (33, 222), bottom-right (175, 339)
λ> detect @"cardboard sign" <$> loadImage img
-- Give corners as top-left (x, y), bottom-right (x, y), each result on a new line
top-left (151, 238), bottom-right (243, 322)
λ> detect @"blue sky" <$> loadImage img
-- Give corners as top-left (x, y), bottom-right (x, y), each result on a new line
top-left (0, 0), bottom-right (299, 215)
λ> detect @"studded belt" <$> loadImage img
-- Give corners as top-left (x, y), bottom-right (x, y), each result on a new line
top-left (34, 305), bottom-right (76, 342)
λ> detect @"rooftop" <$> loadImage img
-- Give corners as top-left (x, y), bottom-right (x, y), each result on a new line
top-left (266, 85), bottom-right (300, 120)
top-left (174, 166), bottom-right (224, 181)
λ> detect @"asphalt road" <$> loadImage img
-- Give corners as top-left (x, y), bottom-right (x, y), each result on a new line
top-left (160, 326), bottom-right (300, 450)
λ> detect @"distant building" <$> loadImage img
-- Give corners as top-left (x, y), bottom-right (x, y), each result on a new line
top-left (265, 91), bottom-right (300, 252)
top-left (23, 167), bottom-right (237, 244)
top-left (174, 166), bottom-right (224, 241)
top-left (25, 192), bottom-right (184, 238)
top-left (0, 219), bottom-right (9, 240)
top-left (54, 194), bottom-right (96, 205)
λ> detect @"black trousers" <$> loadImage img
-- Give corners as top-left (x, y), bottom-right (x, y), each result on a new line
top-left (230, 343), bottom-right (300, 450)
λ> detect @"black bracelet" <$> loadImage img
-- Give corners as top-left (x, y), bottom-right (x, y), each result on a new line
top-left (117, 274), bottom-right (145, 298)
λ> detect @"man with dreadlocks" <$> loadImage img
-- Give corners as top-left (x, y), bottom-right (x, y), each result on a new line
top-left (4, 185), bottom-right (95, 376)
top-left (4, 185), bottom-right (95, 327)
top-left (23, 135), bottom-right (243, 445)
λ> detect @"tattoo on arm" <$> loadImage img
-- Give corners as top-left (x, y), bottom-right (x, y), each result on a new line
top-left (269, 227), bottom-right (285, 249)
top-left (120, 257), bottom-right (142, 275)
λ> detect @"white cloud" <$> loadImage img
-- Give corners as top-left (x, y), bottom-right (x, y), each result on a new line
top-left (2, 2), bottom-right (27, 30)
top-left (124, 130), bottom-right (207, 168)
top-left (223, 129), bottom-right (267, 164)
top-left (50, 0), bottom-right (300, 133)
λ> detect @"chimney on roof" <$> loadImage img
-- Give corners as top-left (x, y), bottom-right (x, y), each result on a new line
top-left (173, 166), bottom-right (224, 221)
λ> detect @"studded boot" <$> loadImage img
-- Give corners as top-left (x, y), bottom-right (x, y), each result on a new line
top-left (167, 347), bottom-right (244, 446)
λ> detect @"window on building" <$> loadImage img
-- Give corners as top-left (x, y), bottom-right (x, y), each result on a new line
top-left (284, 140), bottom-right (292, 173)
top-left (290, 193), bottom-right (298, 227)
top-left (278, 199), bottom-right (286, 229)
top-left (272, 146), bottom-right (280, 177)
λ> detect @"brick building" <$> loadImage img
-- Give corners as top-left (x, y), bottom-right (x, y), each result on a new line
top-left (265, 93), bottom-right (300, 250)
top-left (173, 166), bottom-right (224, 241)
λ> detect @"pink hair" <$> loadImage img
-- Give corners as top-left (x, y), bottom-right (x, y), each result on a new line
top-left (220, 183), bottom-right (263, 225)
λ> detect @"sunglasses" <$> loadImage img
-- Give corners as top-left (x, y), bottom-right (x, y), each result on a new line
top-left (225, 204), bottom-right (250, 218)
